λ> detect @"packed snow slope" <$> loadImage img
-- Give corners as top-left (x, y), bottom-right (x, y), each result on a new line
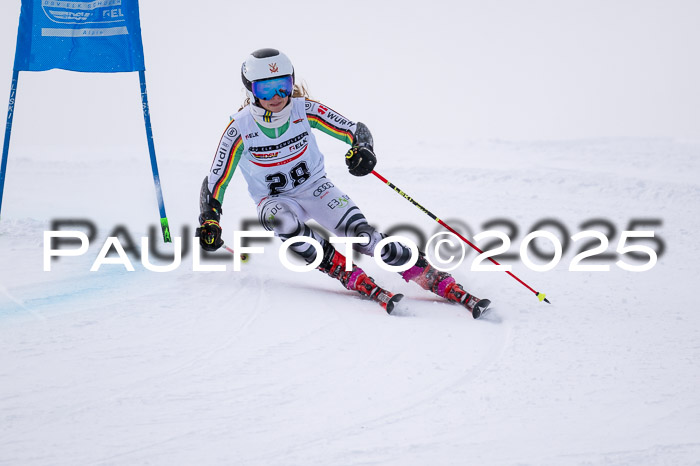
top-left (1, 1), bottom-right (700, 465)
top-left (1, 138), bottom-right (699, 465)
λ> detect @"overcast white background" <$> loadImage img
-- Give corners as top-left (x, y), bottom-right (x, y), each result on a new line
top-left (1, 0), bottom-right (699, 155)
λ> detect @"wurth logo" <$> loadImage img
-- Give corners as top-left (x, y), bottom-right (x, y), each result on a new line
top-left (327, 112), bottom-right (351, 126)
top-left (318, 105), bottom-right (328, 115)
top-left (269, 63), bottom-right (279, 73)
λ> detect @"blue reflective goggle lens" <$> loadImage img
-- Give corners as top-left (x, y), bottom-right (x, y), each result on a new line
top-left (251, 76), bottom-right (293, 100)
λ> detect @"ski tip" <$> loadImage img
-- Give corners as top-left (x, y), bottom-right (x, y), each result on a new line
top-left (472, 298), bottom-right (491, 319)
top-left (544, 297), bottom-right (551, 304)
top-left (386, 293), bottom-right (404, 314)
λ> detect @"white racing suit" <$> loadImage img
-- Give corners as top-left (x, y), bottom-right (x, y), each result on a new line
top-left (205, 97), bottom-right (411, 265)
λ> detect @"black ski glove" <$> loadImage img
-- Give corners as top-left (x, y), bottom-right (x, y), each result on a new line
top-left (197, 177), bottom-right (224, 251)
top-left (345, 143), bottom-right (376, 177)
top-left (196, 219), bottom-right (223, 252)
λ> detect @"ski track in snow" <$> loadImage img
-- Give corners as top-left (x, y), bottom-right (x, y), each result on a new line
top-left (1, 139), bottom-right (699, 465)
top-left (244, 311), bottom-right (515, 465)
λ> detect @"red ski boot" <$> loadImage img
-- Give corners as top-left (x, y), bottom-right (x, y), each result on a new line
top-left (443, 283), bottom-right (491, 319)
top-left (401, 253), bottom-right (490, 319)
top-left (318, 243), bottom-right (403, 313)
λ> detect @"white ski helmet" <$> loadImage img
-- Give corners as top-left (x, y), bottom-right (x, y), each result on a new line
top-left (241, 48), bottom-right (295, 101)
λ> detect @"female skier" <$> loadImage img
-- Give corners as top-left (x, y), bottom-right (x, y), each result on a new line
top-left (196, 48), bottom-right (490, 317)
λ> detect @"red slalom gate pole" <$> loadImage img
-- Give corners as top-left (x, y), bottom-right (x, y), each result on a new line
top-left (371, 170), bottom-right (550, 304)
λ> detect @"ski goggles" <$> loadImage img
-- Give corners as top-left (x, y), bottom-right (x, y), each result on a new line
top-left (251, 75), bottom-right (293, 100)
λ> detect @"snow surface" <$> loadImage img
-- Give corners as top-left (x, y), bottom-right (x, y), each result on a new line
top-left (1, 1), bottom-right (700, 465)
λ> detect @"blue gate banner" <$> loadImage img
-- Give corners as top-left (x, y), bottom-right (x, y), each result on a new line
top-left (13, 0), bottom-right (145, 72)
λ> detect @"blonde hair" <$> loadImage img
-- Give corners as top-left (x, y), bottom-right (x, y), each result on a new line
top-left (239, 82), bottom-right (310, 112)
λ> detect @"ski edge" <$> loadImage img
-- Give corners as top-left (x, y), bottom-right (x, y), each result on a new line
top-left (471, 298), bottom-right (491, 319)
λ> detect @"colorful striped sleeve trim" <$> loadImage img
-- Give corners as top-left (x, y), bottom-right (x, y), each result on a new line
top-left (307, 114), bottom-right (354, 145)
top-left (212, 135), bottom-right (243, 201)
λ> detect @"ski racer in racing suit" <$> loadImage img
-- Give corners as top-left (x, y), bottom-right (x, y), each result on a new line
top-left (196, 48), bottom-right (489, 316)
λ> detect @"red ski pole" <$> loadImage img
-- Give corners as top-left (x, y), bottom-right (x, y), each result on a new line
top-left (222, 243), bottom-right (249, 263)
top-left (371, 170), bottom-right (550, 303)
